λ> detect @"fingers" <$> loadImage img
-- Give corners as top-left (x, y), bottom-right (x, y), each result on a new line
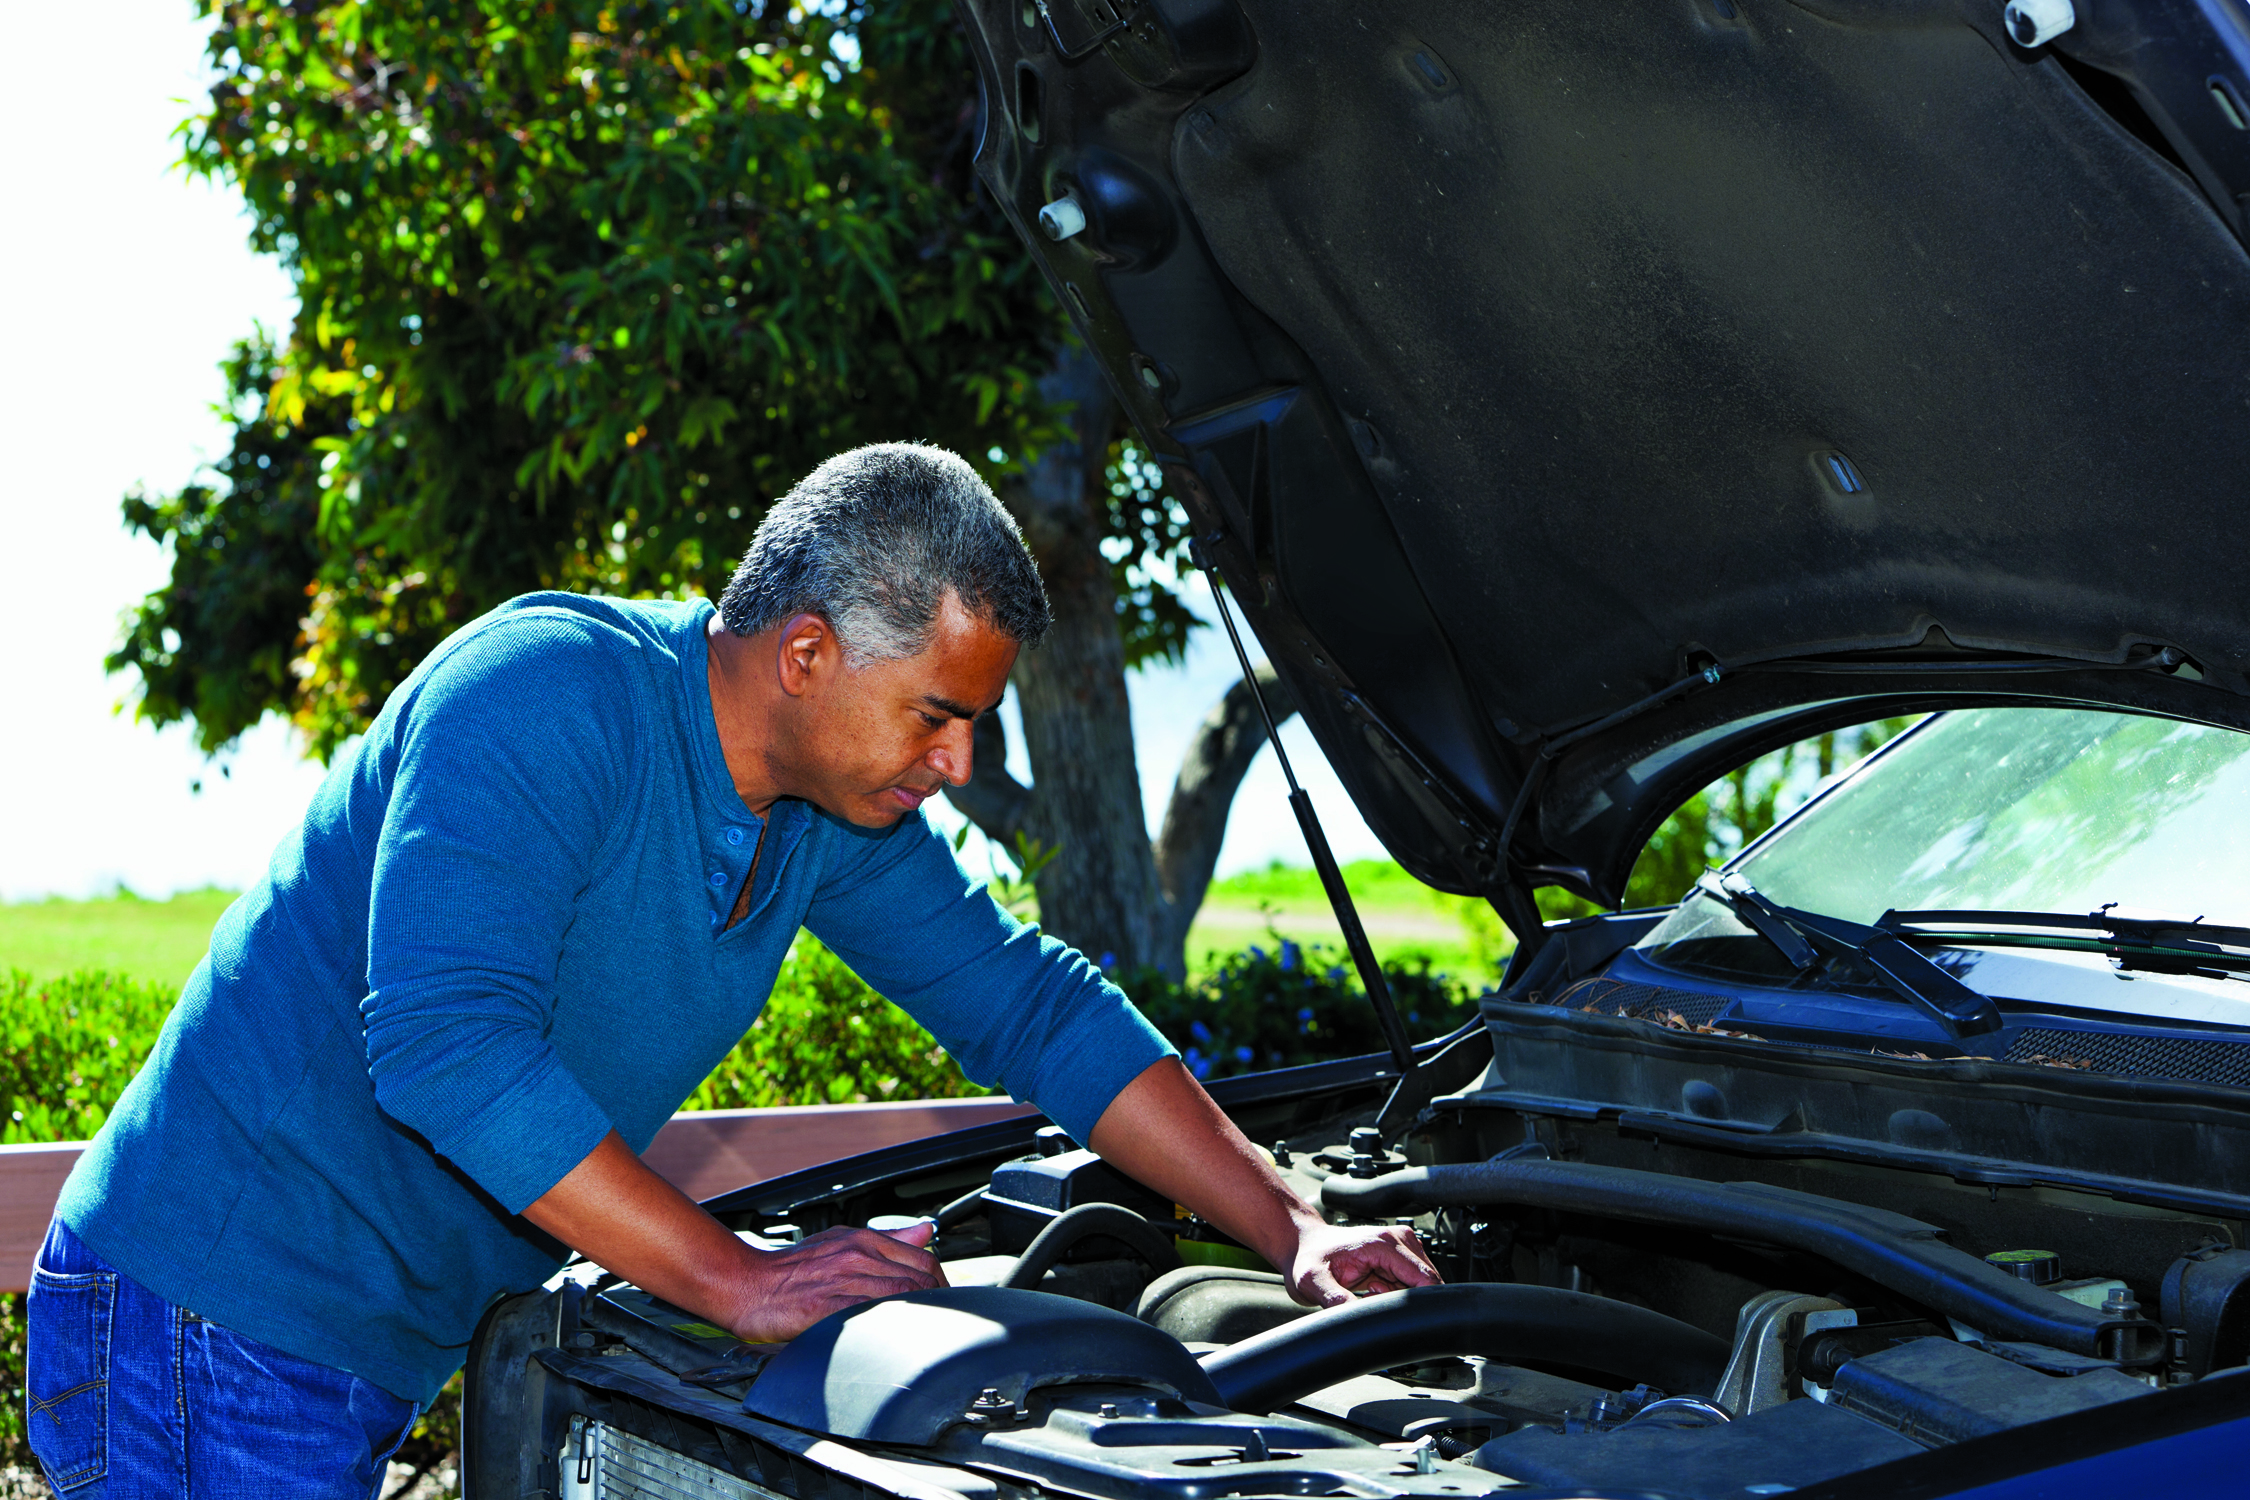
top-left (790, 1226), bottom-right (943, 1284)
top-left (1292, 1224), bottom-right (1445, 1308)
top-left (1368, 1227), bottom-right (1443, 1286)
top-left (878, 1219), bottom-right (937, 1250)
top-left (729, 1233), bottom-right (947, 1343)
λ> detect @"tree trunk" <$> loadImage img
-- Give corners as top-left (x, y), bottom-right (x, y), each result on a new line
top-left (1149, 663), bottom-right (1294, 970)
top-left (946, 344), bottom-right (1303, 979)
top-left (997, 345), bottom-right (1168, 972)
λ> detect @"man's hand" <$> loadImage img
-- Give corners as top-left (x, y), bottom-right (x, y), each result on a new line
top-left (1086, 1059), bottom-right (1445, 1302)
top-left (524, 1132), bottom-right (943, 1345)
top-left (724, 1221), bottom-right (947, 1344)
top-left (1284, 1221), bottom-right (1439, 1308)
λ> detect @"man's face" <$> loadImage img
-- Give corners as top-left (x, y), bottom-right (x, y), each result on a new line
top-left (778, 593), bottom-right (1018, 828)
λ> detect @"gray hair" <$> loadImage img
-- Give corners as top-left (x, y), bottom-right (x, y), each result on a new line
top-left (716, 442), bottom-right (1050, 662)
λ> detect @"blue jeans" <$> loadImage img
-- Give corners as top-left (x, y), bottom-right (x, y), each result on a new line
top-left (25, 1219), bottom-right (421, 1497)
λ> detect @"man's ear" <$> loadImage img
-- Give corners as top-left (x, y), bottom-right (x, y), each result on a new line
top-left (774, 612), bottom-right (835, 699)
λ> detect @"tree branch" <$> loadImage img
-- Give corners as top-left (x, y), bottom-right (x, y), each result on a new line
top-left (1151, 665), bottom-right (1299, 974)
top-left (942, 708), bottom-right (1034, 849)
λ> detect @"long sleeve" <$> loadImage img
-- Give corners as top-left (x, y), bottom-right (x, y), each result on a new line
top-left (803, 813), bottom-right (1176, 1144)
top-left (360, 615), bottom-right (643, 1213)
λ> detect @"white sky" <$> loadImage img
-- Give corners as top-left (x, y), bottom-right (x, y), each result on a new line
top-left (0, 2), bottom-right (1382, 902)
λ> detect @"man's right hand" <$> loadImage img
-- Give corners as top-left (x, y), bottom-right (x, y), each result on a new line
top-left (724, 1221), bottom-right (947, 1343)
top-left (524, 1131), bottom-right (943, 1347)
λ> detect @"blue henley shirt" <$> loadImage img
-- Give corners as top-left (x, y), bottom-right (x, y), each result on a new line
top-left (56, 593), bottom-right (1174, 1403)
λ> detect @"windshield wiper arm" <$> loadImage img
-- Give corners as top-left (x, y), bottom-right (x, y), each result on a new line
top-left (1697, 872), bottom-right (2005, 1037)
top-left (1879, 906), bottom-right (2250, 977)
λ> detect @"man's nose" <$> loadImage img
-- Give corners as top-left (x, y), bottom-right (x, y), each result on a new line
top-left (927, 720), bottom-right (974, 786)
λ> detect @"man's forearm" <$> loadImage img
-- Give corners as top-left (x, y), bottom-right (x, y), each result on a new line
top-left (1084, 1057), bottom-right (1323, 1270)
top-left (521, 1130), bottom-right (767, 1325)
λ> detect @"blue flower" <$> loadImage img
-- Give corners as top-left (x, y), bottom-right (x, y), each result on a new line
top-left (1190, 1019), bottom-right (1213, 1045)
top-left (1183, 1047), bottom-right (1212, 1080)
top-left (1280, 940), bottom-right (1300, 972)
top-left (1098, 951), bottom-right (1117, 971)
top-left (1297, 1007), bottom-right (1314, 1022)
top-left (1234, 1046), bottom-right (1254, 1063)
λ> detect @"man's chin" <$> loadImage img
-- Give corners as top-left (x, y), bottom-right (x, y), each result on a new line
top-left (831, 793), bottom-right (921, 829)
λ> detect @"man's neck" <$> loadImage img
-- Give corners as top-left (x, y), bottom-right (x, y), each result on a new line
top-left (705, 616), bottom-right (785, 818)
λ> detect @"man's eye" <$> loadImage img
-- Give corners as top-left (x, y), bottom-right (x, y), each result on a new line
top-left (918, 712), bottom-right (945, 730)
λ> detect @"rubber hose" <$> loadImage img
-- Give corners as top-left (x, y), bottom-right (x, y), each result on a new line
top-left (935, 1184), bottom-right (990, 1231)
top-left (1322, 1160), bottom-right (2146, 1361)
top-left (1201, 1283), bottom-right (1730, 1414)
top-left (1000, 1203), bottom-right (1184, 1289)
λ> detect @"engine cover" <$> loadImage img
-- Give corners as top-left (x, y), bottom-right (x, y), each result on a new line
top-left (741, 1287), bottom-right (1225, 1445)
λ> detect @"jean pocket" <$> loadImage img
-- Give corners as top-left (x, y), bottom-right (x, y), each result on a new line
top-left (26, 1264), bottom-right (116, 1491)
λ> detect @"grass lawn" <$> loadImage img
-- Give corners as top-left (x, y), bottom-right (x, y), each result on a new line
top-left (1186, 859), bottom-right (1496, 984)
top-left (0, 860), bottom-right (1499, 991)
top-left (0, 888), bottom-right (237, 987)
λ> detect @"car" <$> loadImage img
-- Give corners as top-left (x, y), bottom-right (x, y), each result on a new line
top-left (459, 2), bottom-right (2250, 1495)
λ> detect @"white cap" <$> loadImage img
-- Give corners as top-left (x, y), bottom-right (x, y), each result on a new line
top-left (1038, 196), bottom-right (1088, 241)
top-left (2002, 0), bottom-right (2075, 47)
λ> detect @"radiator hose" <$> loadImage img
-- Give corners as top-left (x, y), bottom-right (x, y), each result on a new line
top-left (1000, 1203), bottom-right (1184, 1289)
top-left (1200, 1283), bottom-right (1730, 1413)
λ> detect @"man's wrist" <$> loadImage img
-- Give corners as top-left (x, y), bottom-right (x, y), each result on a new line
top-left (1250, 1192), bottom-right (1328, 1273)
top-left (692, 1236), bottom-right (772, 1335)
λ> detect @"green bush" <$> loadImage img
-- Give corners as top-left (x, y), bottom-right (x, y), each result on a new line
top-left (686, 937), bottom-right (991, 1108)
top-left (2, 971), bottom-right (179, 1147)
top-left (1120, 938), bottom-right (1479, 1083)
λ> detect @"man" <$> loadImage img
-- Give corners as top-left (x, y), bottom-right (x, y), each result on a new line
top-left (26, 443), bottom-right (1436, 1496)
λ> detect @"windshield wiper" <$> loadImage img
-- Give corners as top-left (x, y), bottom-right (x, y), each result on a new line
top-left (1695, 872), bottom-right (2005, 1037)
top-left (1878, 906), bottom-right (2250, 979)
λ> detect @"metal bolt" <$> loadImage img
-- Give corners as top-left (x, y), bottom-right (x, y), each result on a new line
top-left (1413, 1438), bottom-right (1438, 1474)
top-left (2002, 0), bottom-right (2074, 46)
top-left (1038, 196), bottom-right (1087, 241)
top-left (2103, 1286), bottom-right (2143, 1319)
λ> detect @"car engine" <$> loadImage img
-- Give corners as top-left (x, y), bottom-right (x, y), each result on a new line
top-left (462, 995), bottom-right (2250, 1500)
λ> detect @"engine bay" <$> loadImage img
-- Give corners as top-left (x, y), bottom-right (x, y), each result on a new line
top-left (462, 1004), bottom-right (2250, 1500)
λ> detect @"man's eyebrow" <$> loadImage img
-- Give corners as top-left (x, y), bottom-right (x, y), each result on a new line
top-left (918, 693), bottom-right (982, 720)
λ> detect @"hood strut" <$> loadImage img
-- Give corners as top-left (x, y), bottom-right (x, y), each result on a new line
top-left (1199, 555), bottom-right (1416, 1073)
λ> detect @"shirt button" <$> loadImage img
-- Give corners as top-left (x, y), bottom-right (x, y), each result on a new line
top-left (709, 911), bottom-right (721, 927)
top-left (726, 827), bottom-right (745, 846)
top-left (709, 871), bottom-right (729, 889)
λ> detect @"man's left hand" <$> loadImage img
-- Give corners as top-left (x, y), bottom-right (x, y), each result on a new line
top-left (1285, 1220), bottom-right (1441, 1307)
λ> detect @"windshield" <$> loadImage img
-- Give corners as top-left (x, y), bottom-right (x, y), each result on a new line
top-left (1707, 707), bottom-right (2250, 925)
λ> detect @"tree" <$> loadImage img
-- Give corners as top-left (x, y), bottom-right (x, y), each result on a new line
top-left (944, 346), bottom-right (1296, 978)
top-left (117, 0), bottom-right (1062, 760)
top-left (114, 0), bottom-right (1290, 980)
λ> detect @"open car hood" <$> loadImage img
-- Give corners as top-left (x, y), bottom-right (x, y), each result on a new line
top-left (958, 0), bottom-right (2250, 915)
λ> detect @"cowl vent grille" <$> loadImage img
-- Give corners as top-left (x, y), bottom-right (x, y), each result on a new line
top-left (1550, 978), bottom-right (1733, 1030)
top-left (2005, 1027), bottom-right (2250, 1090)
